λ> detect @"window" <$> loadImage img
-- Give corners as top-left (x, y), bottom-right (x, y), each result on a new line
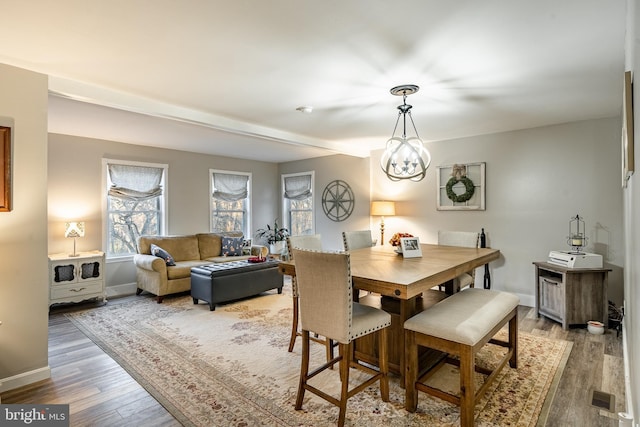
top-left (211, 170), bottom-right (251, 236)
top-left (282, 172), bottom-right (314, 236)
top-left (104, 159), bottom-right (167, 258)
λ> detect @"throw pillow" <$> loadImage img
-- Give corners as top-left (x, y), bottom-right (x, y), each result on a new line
top-left (221, 236), bottom-right (244, 256)
top-left (150, 244), bottom-right (176, 266)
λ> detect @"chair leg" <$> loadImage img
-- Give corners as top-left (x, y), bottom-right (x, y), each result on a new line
top-left (288, 296), bottom-right (299, 352)
top-left (459, 346), bottom-right (475, 427)
top-left (295, 330), bottom-right (310, 410)
top-left (378, 327), bottom-right (389, 401)
top-left (509, 313), bottom-right (518, 368)
top-left (404, 330), bottom-right (418, 412)
top-left (325, 338), bottom-right (334, 365)
top-left (338, 342), bottom-right (351, 427)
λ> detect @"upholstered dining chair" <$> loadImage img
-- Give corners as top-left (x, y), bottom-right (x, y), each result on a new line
top-left (286, 235), bottom-right (334, 363)
top-left (292, 248), bottom-right (391, 426)
top-left (437, 230), bottom-right (480, 292)
top-left (341, 230), bottom-right (373, 251)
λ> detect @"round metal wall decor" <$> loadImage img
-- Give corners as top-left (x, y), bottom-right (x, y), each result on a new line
top-left (322, 180), bottom-right (355, 222)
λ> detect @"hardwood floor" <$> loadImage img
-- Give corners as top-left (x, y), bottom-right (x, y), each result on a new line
top-left (1, 297), bottom-right (625, 426)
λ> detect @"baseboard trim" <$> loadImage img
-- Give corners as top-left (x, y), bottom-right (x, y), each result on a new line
top-left (106, 282), bottom-right (137, 298)
top-left (621, 321), bottom-right (636, 425)
top-left (0, 366), bottom-right (51, 394)
top-left (514, 292), bottom-right (534, 308)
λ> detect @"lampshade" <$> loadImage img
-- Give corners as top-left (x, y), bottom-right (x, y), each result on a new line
top-left (65, 222), bottom-right (85, 238)
top-left (371, 201), bottom-right (396, 216)
top-left (380, 84), bottom-right (431, 182)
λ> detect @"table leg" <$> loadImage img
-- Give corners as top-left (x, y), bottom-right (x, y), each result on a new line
top-left (398, 297), bottom-right (418, 385)
top-left (354, 294), bottom-right (420, 383)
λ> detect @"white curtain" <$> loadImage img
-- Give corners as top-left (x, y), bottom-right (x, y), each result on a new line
top-left (284, 174), bottom-right (311, 200)
top-left (213, 173), bottom-right (249, 201)
top-left (108, 164), bottom-right (163, 201)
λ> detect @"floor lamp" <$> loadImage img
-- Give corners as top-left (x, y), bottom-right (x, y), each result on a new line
top-left (370, 201), bottom-right (396, 245)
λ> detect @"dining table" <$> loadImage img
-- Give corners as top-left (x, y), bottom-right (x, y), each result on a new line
top-left (278, 243), bottom-right (501, 381)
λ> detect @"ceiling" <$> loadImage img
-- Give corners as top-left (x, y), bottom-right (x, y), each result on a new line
top-left (0, 1), bottom-right (628, 163)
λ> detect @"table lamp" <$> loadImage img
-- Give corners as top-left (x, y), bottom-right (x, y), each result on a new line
top-left (370, 201), bottom-right (396, 245)
top-left (65, 221), bottom-right (85, 257)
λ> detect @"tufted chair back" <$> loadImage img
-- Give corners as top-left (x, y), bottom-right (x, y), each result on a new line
top-left (286, 234), bottom-right (322, 297)
top-left (342, 230), bottom-right (373, 251)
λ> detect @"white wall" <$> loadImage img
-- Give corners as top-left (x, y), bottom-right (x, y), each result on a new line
top-left (48, 133), bottom-right (280, 296)
top-left (0, 64), bottom-right (50, 390)
top-left (279, 154), bottom-right (371, 251)
top-left (623, 0), bottom-right (638, 421)
top-left (370, 118), bottom-right (623, 307)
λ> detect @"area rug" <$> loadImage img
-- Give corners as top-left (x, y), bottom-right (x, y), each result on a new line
top-left (66, 284), bottom-right (572, 426)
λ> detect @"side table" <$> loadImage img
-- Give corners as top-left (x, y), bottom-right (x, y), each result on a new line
top-left (533, 261), bottom-right (610, 329)
top-left (49, 251), bottom-right (107, 307)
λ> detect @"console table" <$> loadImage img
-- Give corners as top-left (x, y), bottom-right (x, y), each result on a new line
top-left (533, 261), bottom-right (610, 329)
top-left (49, 251), bottom-right (106, 307)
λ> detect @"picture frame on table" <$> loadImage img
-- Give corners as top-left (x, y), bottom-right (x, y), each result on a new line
top-left (400, 237), bottom-right (422, 258)
top-left (622, 71), bottom-right (634, 188)
top-left (0, 125), bottom-right (11, 212)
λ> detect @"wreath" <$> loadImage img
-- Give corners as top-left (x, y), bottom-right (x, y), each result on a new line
top-left (446, 176), bottom-right (475, 203)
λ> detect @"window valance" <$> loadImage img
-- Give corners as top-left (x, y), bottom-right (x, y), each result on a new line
top-left (108, 164), bottom-right (163, 201)
top-left (213, 173), bottom-right (249, 202)
top-left (284, 174), bottom-right (312, 200)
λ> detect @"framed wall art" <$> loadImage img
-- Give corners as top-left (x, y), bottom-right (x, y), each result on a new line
top-left (0, 125), bottom-right (11, 212)
top-left (437, 162), bottom-right (485, 211)
top-left (622, 70), bottom-right (634, 187)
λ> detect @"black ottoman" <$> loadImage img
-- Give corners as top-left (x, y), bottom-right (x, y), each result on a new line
top-left (190, 259), bottom-right (283, 311)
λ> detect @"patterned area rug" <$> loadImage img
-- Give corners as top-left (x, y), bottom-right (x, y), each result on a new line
top-left (66, 284), bottom-right (572, 426)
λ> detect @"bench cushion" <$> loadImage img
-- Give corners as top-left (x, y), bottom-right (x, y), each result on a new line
top-left (404, 288), bottom-right (519, 346)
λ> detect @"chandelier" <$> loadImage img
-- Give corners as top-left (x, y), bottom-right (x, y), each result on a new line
top-left (380, 84), bottom-right (431, 181)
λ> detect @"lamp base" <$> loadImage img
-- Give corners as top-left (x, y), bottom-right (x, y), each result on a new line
top-left (68, 253), bottom-right (80, 257)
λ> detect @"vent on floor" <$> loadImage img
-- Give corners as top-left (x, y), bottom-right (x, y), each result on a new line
top-left (590, 389), bottom-right (615, 412)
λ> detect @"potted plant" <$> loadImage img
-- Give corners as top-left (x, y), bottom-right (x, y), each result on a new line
top-left (255, 219), bottom-right (289, 255)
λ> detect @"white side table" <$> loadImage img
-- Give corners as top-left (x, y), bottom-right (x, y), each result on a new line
top-left (48, 251), bottom-right (106, 307)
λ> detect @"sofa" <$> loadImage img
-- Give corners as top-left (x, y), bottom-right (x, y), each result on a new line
top-left (134, 232), bottom-right (268, 302)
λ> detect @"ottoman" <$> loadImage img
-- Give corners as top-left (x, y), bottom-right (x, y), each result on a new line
top-left (190, 259), bottom-right (283, 311)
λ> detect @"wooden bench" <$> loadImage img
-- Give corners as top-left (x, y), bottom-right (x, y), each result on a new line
top-left (404, 288), bottom-right (519, 427)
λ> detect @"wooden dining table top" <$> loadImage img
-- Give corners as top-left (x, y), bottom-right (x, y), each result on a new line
top-left (278, 243), bottom-right (500, 300)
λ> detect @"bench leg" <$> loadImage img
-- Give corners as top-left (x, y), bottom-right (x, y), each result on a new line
top-left (459, 345), bottom-right (475, 427)
top-left (404, 330), bottom-right (418, 412)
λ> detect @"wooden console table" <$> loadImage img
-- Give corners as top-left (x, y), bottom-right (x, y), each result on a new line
top-left (533, 261), bottom-right (610, 329)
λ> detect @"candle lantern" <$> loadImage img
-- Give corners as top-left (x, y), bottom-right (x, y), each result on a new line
top-left (567, 214), bottom-right (587, 254)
